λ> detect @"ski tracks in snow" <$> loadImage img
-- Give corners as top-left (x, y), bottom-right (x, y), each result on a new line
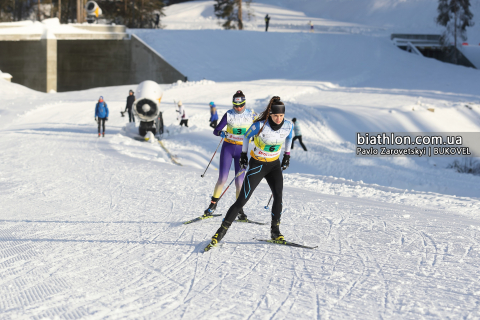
top-left (1, 101), bottom-right (480, 318)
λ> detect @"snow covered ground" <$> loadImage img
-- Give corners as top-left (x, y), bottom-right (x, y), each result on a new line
top-left (1, 0), bottom-right (480, 318)
top-left (161, 0), bottom-right (373, 33)
top-left (161, 0), bottom-right (480, 42)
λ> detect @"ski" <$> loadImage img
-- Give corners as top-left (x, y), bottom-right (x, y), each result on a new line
top-left (183, 214), bottom-right (222, 225)
top-left (235, 219), bottom-right (266, 225)
top-left (255, 239), bottom-right (318, 249)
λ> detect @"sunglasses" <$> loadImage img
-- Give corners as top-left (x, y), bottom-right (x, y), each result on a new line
top-left (233, 104), bottom-right (245, 108)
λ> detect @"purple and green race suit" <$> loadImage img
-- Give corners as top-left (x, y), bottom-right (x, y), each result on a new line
top-left (212, 108), bottom-right (256, 198)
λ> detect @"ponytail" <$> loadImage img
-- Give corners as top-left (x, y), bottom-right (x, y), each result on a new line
top-left (255, 96), bottom-right (281, 135)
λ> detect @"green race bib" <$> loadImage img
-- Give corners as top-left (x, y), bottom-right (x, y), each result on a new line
top-left (231, 128), bottom-right (246, 135)
top-left (263, 144), bottom-right (280, 152)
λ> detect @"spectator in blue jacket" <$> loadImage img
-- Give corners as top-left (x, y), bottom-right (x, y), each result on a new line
top-left (95, 96), bottom-right (109, 137)
top-left (209, 101), bottom-right (219, 128)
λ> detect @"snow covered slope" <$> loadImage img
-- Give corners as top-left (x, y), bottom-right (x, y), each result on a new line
top-left (162, 0), bottom-right (371, 33)
top-left (1, 78), bottom-right (480, 318)
top-left (257, 0), bottom-right (480, 43)
top-left (163, 0), bottom-right (480, 41)
top-left (1, 1), bottom-right (480, 318)
top-left (257, 0), bottom-right (445, 30)
top-left (133, 28), bottom-right (480, 96)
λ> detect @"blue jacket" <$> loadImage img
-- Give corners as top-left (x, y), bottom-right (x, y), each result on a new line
top-left (95, 102), bottom-right (109, 119)
top-left (210, 105), bottom-right (218, 122)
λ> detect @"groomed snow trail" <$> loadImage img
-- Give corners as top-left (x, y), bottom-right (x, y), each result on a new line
top-left (1, 90), bottom-right (480, 319)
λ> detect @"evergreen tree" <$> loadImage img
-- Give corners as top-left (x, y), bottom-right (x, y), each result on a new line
top-left (97, 0), bottom-right (165, 28)
top-left (0, 0), bottom-right (37, 22)
top-left (0, 0), bottom-right (164, 27)
top-left (213, 0), bottom-right (251, 30)
top-left (436, 0), bottom-right (474, 62)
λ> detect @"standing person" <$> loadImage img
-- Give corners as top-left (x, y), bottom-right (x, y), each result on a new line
top-left (205, 96), bottom-right (293, 250)
top-left (158, 112), bottom-right (164, 134)
top-left (203, 90), bottom-right (256, 221)
top-left (124, 89), bottom-right (135, 123)
top-left (176, 101), bottom-right (188, 127)
top-left (209, 101), bottom-right (219, 128)
top-left (265, 14), bottom-right (270, 32)
top-left (95, 96), bottom-right (109, 137)
top-left (309, 20), bottom-right (314, 33)
top-left (291, 118), bottom-right (307, 151)
top-left (154, 13), bottom-right (160, 29)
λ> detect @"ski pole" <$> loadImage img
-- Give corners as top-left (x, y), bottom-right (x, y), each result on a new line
top-left (201, 138), bottom-right (223, 178)
top-left (217, 168), bottom-right (247, 203)
top-left (264, 194), bottom-right (273, 209)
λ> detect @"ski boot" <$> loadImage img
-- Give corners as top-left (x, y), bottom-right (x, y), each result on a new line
top-left (203, 197), bottom-right (219, 217)
top-left (237, 208), bottom-right (248, 221)
top-left (271, 220), bottom-right (284, 241)
top-left (102, 132), bottom-right (105, 137)
top-left (205, 221), bottom-right (231, 251)
top-left (98, 133), bottom-right (101, 137)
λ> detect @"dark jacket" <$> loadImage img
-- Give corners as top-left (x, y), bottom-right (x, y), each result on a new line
top-left (125, 95), bottom-right (135, 112)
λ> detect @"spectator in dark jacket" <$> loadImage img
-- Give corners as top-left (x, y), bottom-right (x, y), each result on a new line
top-left (125, 90), bottom-right (135, 123)
top-left (154, 13), bottom-right (160, 29)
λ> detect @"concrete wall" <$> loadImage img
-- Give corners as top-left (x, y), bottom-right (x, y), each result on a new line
top-left (57, 40), bottom-right (131, 92)
top-left (0, 36), bottom-right (186, 92)
top-left (460, 46), bottom-right (480, 69)
top-left (0, 40), bottom-right (47, 92)
top-left (130, 35), bottom-right (186, 84)
top-left (57, 37), bottom-right (186, 92)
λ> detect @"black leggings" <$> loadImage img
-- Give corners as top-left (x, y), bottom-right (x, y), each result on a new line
top-left (291, 135), bottom-right (307, 151)
top-left (128, 110), bottom-right (135, 123)
top-left (180, 119), bottom-right (189, 127)
top-left (223, 158), bottom-right (283, 224)
top-left (97, 118), bottom-right (106, 133)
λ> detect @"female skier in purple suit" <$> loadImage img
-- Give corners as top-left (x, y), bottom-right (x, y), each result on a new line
top-left (203, 90), bottom-right (256, 221)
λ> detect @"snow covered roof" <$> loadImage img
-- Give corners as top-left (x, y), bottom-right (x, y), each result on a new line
top-left (0, 18), bottom-right (128, 40)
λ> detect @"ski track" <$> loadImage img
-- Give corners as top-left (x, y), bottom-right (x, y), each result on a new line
top-left (1, 99), bottom-right (480, 318)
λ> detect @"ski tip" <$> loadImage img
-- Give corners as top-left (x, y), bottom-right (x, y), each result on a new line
top-left (254, 238), bottom-right (317, 249)
top-left (235, 219), bottom-right (266, 225)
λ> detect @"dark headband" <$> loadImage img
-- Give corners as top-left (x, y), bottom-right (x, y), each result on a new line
top-left (271, 104), bottom-right (285, 114)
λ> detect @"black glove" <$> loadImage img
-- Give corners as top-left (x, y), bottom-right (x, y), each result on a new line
top-left (106, 118), bottom-right (108, 121)
top-left (239, 152), bottom-right (249, 169)
top-left (95, 117), bottom-right (97, 121)
top-left (281, 154), bottom-right (290, 170)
